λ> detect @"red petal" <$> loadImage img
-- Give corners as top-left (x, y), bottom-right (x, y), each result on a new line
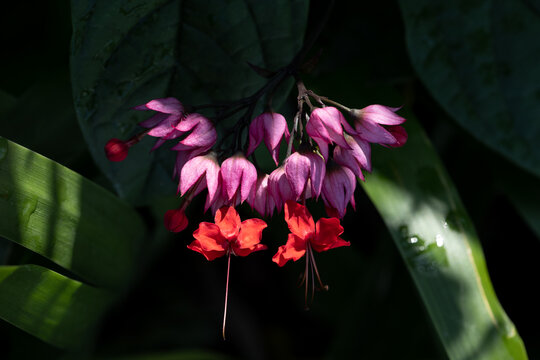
top-left (214, 206), bottom-right (241, 240)
top-left (193, 222), bottom-right (229, 252)
top-left (233, 218), bottom-right (267, 256)
top-left (272, 234), bottom-right (307, 267)
top-left (312, 217), bottom-right (349, 252)
top-left (284, 201), bottom-right (315, 240)
top-left (187, 239), bottom-right (226, 261)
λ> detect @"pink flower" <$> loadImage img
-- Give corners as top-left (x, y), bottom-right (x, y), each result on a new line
top-left (284, 151), bottom-right (326, 201)
top-left (179, 152), bottom-right (221, 211)
top-left (333, 133), bottom-right (371, 180)
top-left (220, 153), bottom-right (257, 204)
top-left (171, 113), bottom-right (217, 153)
top-left (268, 166), bottom-right (295, 211)
top-left (248, 173), bottom-right (275, 217)
top-left (246, 112), bottom-right (289, 165)
top-left (321, 165), bottom-right (356, 218)
top-left (136, 98), bottom-right (185, 149)
top-left (350, 105), bottom-right (407, 147)
top-left (306, 107), bottom-right (350, 160)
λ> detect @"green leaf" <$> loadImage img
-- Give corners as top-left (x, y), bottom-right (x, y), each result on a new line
top-left (70, 0), bottom-right (308, 204)
top-left (0, 138), bottom-right (145, 288)
top-left (361, 115), bottom-right (528, 359)
top-left (399, 0), bottom-right (540, 178)
top-left (0, 264), bottom-right (112, 349)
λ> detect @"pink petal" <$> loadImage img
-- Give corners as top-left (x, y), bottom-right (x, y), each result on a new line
top-left (263, 113), bottom-right (287, 154)
top-left (306, 152), bottom-right (326, 198)
top-left (221, 155), bottom-right (257, 203)
top-left (284, 152), bottom-right (310, 200)
top-left (179, 156), bottom-right (207, 196)
top-left (247, 115), bottom-right (264, 156)
top-left (333, 134), bottom-right (372, 179)
top-left (268, 166), bottom-right (294, 211)
top-left (134, 97), bottom-right (184, 114)
top-left (322, 166), bottom-right (356, 218)
top-left (147, 114), bottom-right (182, 137)
top-left (308, 107), bottom-right (349, 148)
top-left (360, 105), bottom-right (405, 125)
top-left (354, 118), bottom-right (398, 144)
top-left (139, 113), bottom-right (169, 128)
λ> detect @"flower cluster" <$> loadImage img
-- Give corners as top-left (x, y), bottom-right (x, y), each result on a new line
top-left (105, 83), bottom-right (406, 337)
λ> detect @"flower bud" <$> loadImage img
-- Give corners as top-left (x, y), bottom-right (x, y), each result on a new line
top-left (105, 138), bottom-right (129, 162)
top-left (164, 209), bottom-right (189, 232)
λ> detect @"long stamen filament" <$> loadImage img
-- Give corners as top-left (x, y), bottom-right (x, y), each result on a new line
top-left (309, 247), bottom-right (315, 303)
top-left (222, 252), bottom-right (231, 340)
top-left (308, 246), bottom-right (328, 291)
top-left (304, 247), bottom-right (310, 310)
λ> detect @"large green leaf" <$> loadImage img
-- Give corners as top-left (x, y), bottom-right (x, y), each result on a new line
top-left (0, 138), bottom-right (145, 288)
top-left (361, 115), bottom-right (527, 359)
top-left (0, 264), bottom-right (112, 349)
top-left (70, 0), bottom-right (308, 204)
top-left (399, 0), bottom-right (540, 178)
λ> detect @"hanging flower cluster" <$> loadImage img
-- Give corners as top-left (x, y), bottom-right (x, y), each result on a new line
top-left (105, 77), bottom-right (407, 338)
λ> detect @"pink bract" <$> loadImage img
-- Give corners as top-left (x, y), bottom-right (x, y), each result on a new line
top-left (321, 165), bottom-right (357, 218)
top-left (268, 166), bottom-right (296, 211)
top-left (220, 153), bottom-right (257, 204)
top-left (248, 173), bottom-right (276, 217)
top-left (333, 133), bottom-right (372, 180)
top-left (179, 152), bottom-right (221, 211)
top-left (350, 105), bottom-right (407, 147)
top-left (306, 107), bottom-right (350, 160)
top-left (247, 112), bottom-right (289, 165)
top-left (136, 98), bottom-right (185, 142)
top-left (284, 151), bottom-right (325, 200)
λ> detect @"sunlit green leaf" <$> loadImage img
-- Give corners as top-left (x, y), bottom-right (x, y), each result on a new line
top-left (399, 0), bottom-right (540, 178)
top-left (361, 115), bottom-right (528, 359)
top-left (0, 264), bottom-right (112, 349)
top-left (0, 138), bottom-right (145, 288)
top-left (70, 0), bottom-right (308, 204)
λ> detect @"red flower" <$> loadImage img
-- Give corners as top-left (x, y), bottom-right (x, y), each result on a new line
top-left (272, 201), bottom-right (349, 266)
top-left (188, 206), bottom-right (267, 260)
top-left (188, 206), bottom-right (267, 339)
top-left (273, 201), bottom-right (349, 308)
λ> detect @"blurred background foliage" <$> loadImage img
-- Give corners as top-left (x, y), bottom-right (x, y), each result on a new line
top-left (0, 0), bottom-right (539, 359)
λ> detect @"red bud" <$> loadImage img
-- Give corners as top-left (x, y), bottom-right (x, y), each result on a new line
top-left (164, 209), bottom-right (188, 232)
top-left (105, 138), bottom-right (129, 162)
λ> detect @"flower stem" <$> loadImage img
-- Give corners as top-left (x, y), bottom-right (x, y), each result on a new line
top-left (222, 252), bottom-right (231, 340)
